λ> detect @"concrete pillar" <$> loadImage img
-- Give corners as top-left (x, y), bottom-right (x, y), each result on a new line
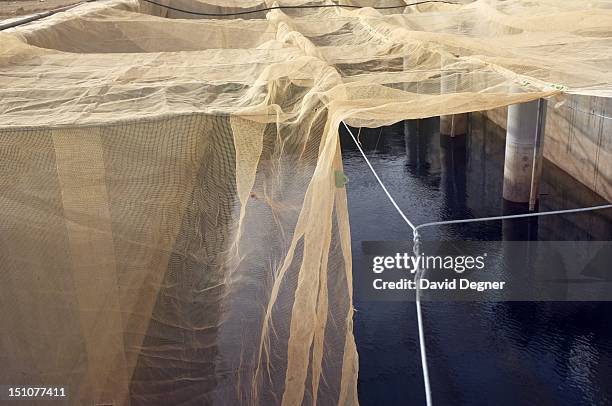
top-left (404, 118), bottom-right (441, 177)
top-left (440, 132), bottom-right (468, 214)
top-left (503, 99), bottom-right (547, 204)
top-left (440, 113), bottom-right (468, 137)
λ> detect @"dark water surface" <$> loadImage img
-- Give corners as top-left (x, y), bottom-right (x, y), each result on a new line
top-left (340, 115), bottom-right (612, 406)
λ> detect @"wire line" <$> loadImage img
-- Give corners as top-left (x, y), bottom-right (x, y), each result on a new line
top-left (416, 204), bottom-right (612, 232)
top-left (342, 121), bottom-right (417, 231)
top-left (0, 0), bottom-right (95, 30)
top-left (342, 121), bottom-right (432, 406)
top-left (140, 0), bottom-right (460, 17)
top-left (342, 120), bottom-right (612, 406)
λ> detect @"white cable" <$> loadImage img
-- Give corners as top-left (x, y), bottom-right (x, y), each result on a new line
top-left (415, 203), bottom-right (612, 232)
top-left (341, 120), bottom-right (612, 406)
top-left (341, 122), bottom-right (612, 234)
top-left (412, 229), bottom-right (433, 406)
top-left (342, 121), bottom-right (417, 232)
top-left (342, 121), bottom-right (432, 406)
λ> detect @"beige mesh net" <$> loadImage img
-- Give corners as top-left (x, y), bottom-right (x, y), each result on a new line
top-left (0, 0), bottom-right (611, 404)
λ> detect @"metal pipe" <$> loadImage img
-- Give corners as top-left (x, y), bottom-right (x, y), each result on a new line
top-left (529, 98), bottom-right (547, 211)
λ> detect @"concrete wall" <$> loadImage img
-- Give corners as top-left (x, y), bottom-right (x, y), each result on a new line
top-left (483, 95), bottom-right (612, 203)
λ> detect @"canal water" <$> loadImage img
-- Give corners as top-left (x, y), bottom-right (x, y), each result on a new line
top-left (340, 115), bottom-right (612, 406)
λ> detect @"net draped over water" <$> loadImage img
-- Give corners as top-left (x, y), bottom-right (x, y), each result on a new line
top-left (0, 0), bottom-right (611, 404)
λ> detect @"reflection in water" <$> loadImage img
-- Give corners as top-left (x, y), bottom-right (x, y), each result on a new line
top-left (340, 115), bottom-right (612, 406)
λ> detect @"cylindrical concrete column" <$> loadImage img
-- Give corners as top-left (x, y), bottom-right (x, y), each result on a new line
top-left (503, 99), bottom-right (547, 203)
